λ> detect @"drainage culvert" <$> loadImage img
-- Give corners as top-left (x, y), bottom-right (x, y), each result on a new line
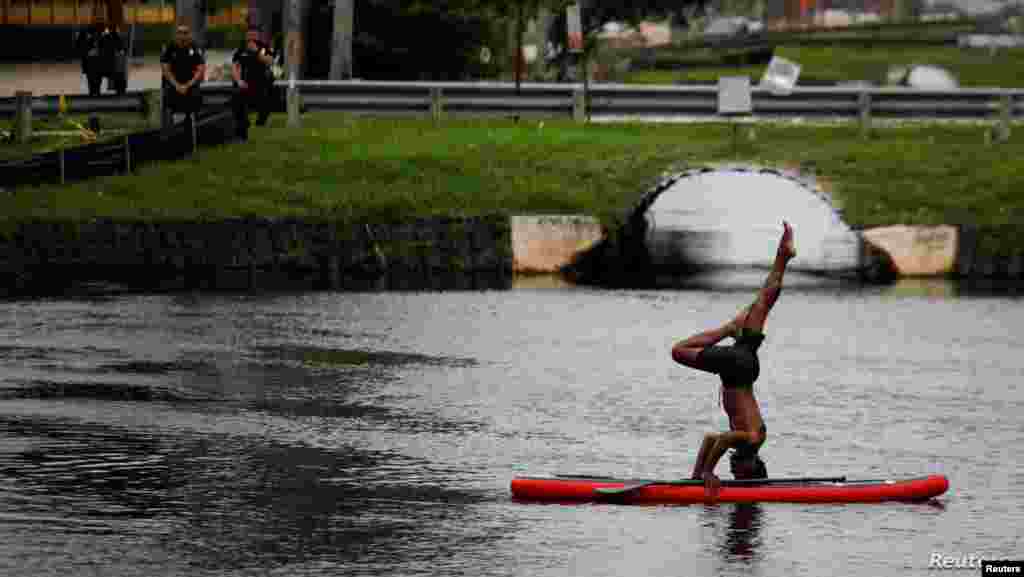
top-left (565, 165), bottom-right (895, 288)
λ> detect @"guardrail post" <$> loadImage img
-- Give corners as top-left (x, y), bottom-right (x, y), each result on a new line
top-left (143, 89), bottom-right (162, 129)
top-left (124, 135), bottom-right (132, 173)
top-left (858, 90), bottom-right (872, 139)
top-left (430, 87), bottom-right (444, 122)
top-left (996, 93), bottom-right (1013, 143)
top-left (287, 84), bottom-right (302, 128)
top-left (14, 91), bottom-right (32, 144)
top-left (573, 88), bottom-right (586, 123)
top-left (161, 92), bottom-right (173, 132)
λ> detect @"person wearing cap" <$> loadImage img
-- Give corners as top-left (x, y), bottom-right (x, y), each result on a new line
top-left (230, 28), bottom-right (276, 141)
top-left (160, 24), bottom-right (207, 128)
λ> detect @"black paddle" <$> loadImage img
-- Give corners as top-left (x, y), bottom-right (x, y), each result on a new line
top-left (591, 475), bottom-right (848, 496)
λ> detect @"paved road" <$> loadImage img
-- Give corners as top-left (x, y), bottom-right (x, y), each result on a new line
top-left (0, 51), bottom-right (234, 98)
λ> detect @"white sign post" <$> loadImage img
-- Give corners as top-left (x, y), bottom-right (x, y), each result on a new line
top-left (718, 76), bottom-right (753, 154)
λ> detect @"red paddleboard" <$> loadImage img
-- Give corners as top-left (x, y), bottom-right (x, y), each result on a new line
top-left (510, 474), bottom-right (949, 504)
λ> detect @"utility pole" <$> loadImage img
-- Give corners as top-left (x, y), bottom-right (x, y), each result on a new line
top-left (535, 3), bottom-right (553, 79)
top-left (329, 0), bottom-right (353, 80)
top-left (515, 1), bottom-right (523, 93)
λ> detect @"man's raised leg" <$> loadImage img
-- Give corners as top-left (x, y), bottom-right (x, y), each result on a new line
top-left (671, 320), bottom-right (738, 371)
top-left (736, 221), bottom-right (796, 333)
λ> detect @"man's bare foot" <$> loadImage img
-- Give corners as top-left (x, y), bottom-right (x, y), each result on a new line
top-left (779, 221), bottom-right (796, 261)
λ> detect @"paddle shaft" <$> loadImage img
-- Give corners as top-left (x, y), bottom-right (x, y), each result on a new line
top-left (587, 476), bottom-right (849, 495)
top-left (559, 474), bottom-right (847, 487)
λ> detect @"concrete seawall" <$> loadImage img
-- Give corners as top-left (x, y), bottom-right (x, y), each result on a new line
top-left (0, 216), bottom-right (1021, 297)
top-left (0, 216), bottom-right (513, 296)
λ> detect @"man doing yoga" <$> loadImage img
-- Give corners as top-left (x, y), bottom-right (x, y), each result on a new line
top-left (671, 221), bottom-right (796, 497)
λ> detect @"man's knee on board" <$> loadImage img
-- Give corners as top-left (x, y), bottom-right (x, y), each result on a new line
top-left (748, 427), bottom-right (766, 447)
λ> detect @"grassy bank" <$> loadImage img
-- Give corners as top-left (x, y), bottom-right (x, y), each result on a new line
top-left (6, 113), bottom-right (1024, 251)
top-left (623, 44), bottom-right (1024, 87)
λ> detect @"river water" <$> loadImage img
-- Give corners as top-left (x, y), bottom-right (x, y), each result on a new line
top-left (0, 277), bottom-right (1021, 577)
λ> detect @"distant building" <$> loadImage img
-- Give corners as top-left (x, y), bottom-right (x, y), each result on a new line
top-left (1, 0), bottom-right (207, 27)
top-left (765, 0), bottom-right (923, 28)
top-left (597, 20), bottom-right (673, 48)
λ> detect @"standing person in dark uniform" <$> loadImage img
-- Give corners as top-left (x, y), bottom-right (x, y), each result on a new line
top-left (160, 24), bottom-right (206, 129)
top-left (231, 28), bottom-right (276, 141)
top-left (76, 15), bottom-right (127, 96)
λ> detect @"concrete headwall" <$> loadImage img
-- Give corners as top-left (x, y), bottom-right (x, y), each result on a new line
top-left (862, 225), bottom-right (958, 277)
top-left (511, 215), bottom-right (604, 274)
top-left (863, 224), bottom-right (1024, 280)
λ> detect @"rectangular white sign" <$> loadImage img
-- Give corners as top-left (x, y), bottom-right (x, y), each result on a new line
top-left (718, 75), bottom-right (752, 115)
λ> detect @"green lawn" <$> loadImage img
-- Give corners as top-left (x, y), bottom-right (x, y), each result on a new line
top-left (622, 44), bottom-right (1024, 88)
top-left (6, 114), bottom-right (1024, 255)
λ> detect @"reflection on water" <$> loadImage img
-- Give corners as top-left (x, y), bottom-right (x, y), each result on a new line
top-left (512, 274), bottom-right (580, 291)
top-left (722, 504), bottom-right (764, 563)
top-left (882, 278), bottom-right (1024, 300)
top-left (882, 278), bottom-right (958, 299)
top-left (0, 403), bottom-right (493, 575)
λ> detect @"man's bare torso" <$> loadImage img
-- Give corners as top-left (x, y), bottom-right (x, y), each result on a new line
top-left (722, 387), bottom-right (764, 434)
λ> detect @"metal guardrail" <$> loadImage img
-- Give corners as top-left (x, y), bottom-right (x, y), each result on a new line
top-left (2, 81), bottom-right (1022, 122)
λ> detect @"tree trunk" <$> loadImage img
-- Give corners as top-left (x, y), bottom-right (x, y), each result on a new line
top-left (247, 0), bottom-right (262, 36)
top-left (329, 0), bottom-right (353, 79)
top-left (108, 0), bottom-right (122, 27)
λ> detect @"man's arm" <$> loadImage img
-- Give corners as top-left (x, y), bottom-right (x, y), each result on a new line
top-left (231, 49), bottom-right (246, 86)
top-left (700, 430), bottom-right (762, 477)
top-left (192, 63), bottom-right (207, 86)
top-left (160, 45), bottom-right (181, 88)
top-left (161, 62), bottom-right (180, 89)
top-left (111, 31), bottom-right (125, 54)
top-left (75, 30), bottom-right (89, 54)
top-left (255, 40), bottom-right (275, 65)
top-left (187, 54), bottom-right (206, 89)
